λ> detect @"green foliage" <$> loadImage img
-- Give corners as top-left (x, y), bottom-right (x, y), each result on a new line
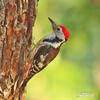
top-left (26, 0), bottom-right (100, 100)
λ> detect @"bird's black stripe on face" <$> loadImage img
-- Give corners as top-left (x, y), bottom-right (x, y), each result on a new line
top-left (43, 36), bottom-right (62, 43)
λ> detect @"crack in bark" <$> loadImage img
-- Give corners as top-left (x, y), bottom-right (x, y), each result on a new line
top-left (0, 90), bottom-right (4, 99)
top-left (9, 51), bottom-right (14, 83)
top-left (3, 7), bottom-right (8, 27)
top-left (16, 0), bottom-right (20, 14)
top-left (1, 40), bottom-right (5, 69)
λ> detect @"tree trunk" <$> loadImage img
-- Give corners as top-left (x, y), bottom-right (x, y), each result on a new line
top-left (0, 0), bottom-right (38, 99)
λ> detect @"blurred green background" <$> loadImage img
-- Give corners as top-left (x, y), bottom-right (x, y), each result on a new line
top-left (26, 0), bottom-right (100, 100)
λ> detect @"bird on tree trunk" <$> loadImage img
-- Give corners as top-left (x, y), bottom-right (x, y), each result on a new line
top-left (25, 17), bottom-right (70, 81)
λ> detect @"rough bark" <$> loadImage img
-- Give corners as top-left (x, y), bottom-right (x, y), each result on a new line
top-left (0, 0), bottom-right (38, 99)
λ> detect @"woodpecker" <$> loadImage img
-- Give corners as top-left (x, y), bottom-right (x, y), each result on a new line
top-left (26, 17), bottom-right (70, 79)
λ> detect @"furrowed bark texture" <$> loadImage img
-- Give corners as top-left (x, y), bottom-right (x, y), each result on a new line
top-left (0, 0), bottom-right (38, 99)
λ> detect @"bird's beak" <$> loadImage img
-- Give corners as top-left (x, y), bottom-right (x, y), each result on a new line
top-left (48, 17), bottom-right (57, 31)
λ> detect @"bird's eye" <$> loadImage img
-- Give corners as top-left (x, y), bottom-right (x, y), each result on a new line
top-left (57, 28), bottom-right (60, 31)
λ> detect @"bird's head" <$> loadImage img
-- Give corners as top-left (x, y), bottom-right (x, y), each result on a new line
top-left (48, 17), bottom-right (70, 41)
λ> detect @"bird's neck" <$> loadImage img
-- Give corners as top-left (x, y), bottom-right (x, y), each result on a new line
top-left (43, 34), bottom-right (65, 48)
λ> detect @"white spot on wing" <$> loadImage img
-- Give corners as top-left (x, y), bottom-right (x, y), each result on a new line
top-left (38, 63), bottom-right (43, 68)
top-left (40, 55), bottom-right (45, 62)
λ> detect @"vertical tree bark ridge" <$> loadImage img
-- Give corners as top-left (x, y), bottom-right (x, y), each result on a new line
top-left (0, 0), bottom-right (38, 99)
